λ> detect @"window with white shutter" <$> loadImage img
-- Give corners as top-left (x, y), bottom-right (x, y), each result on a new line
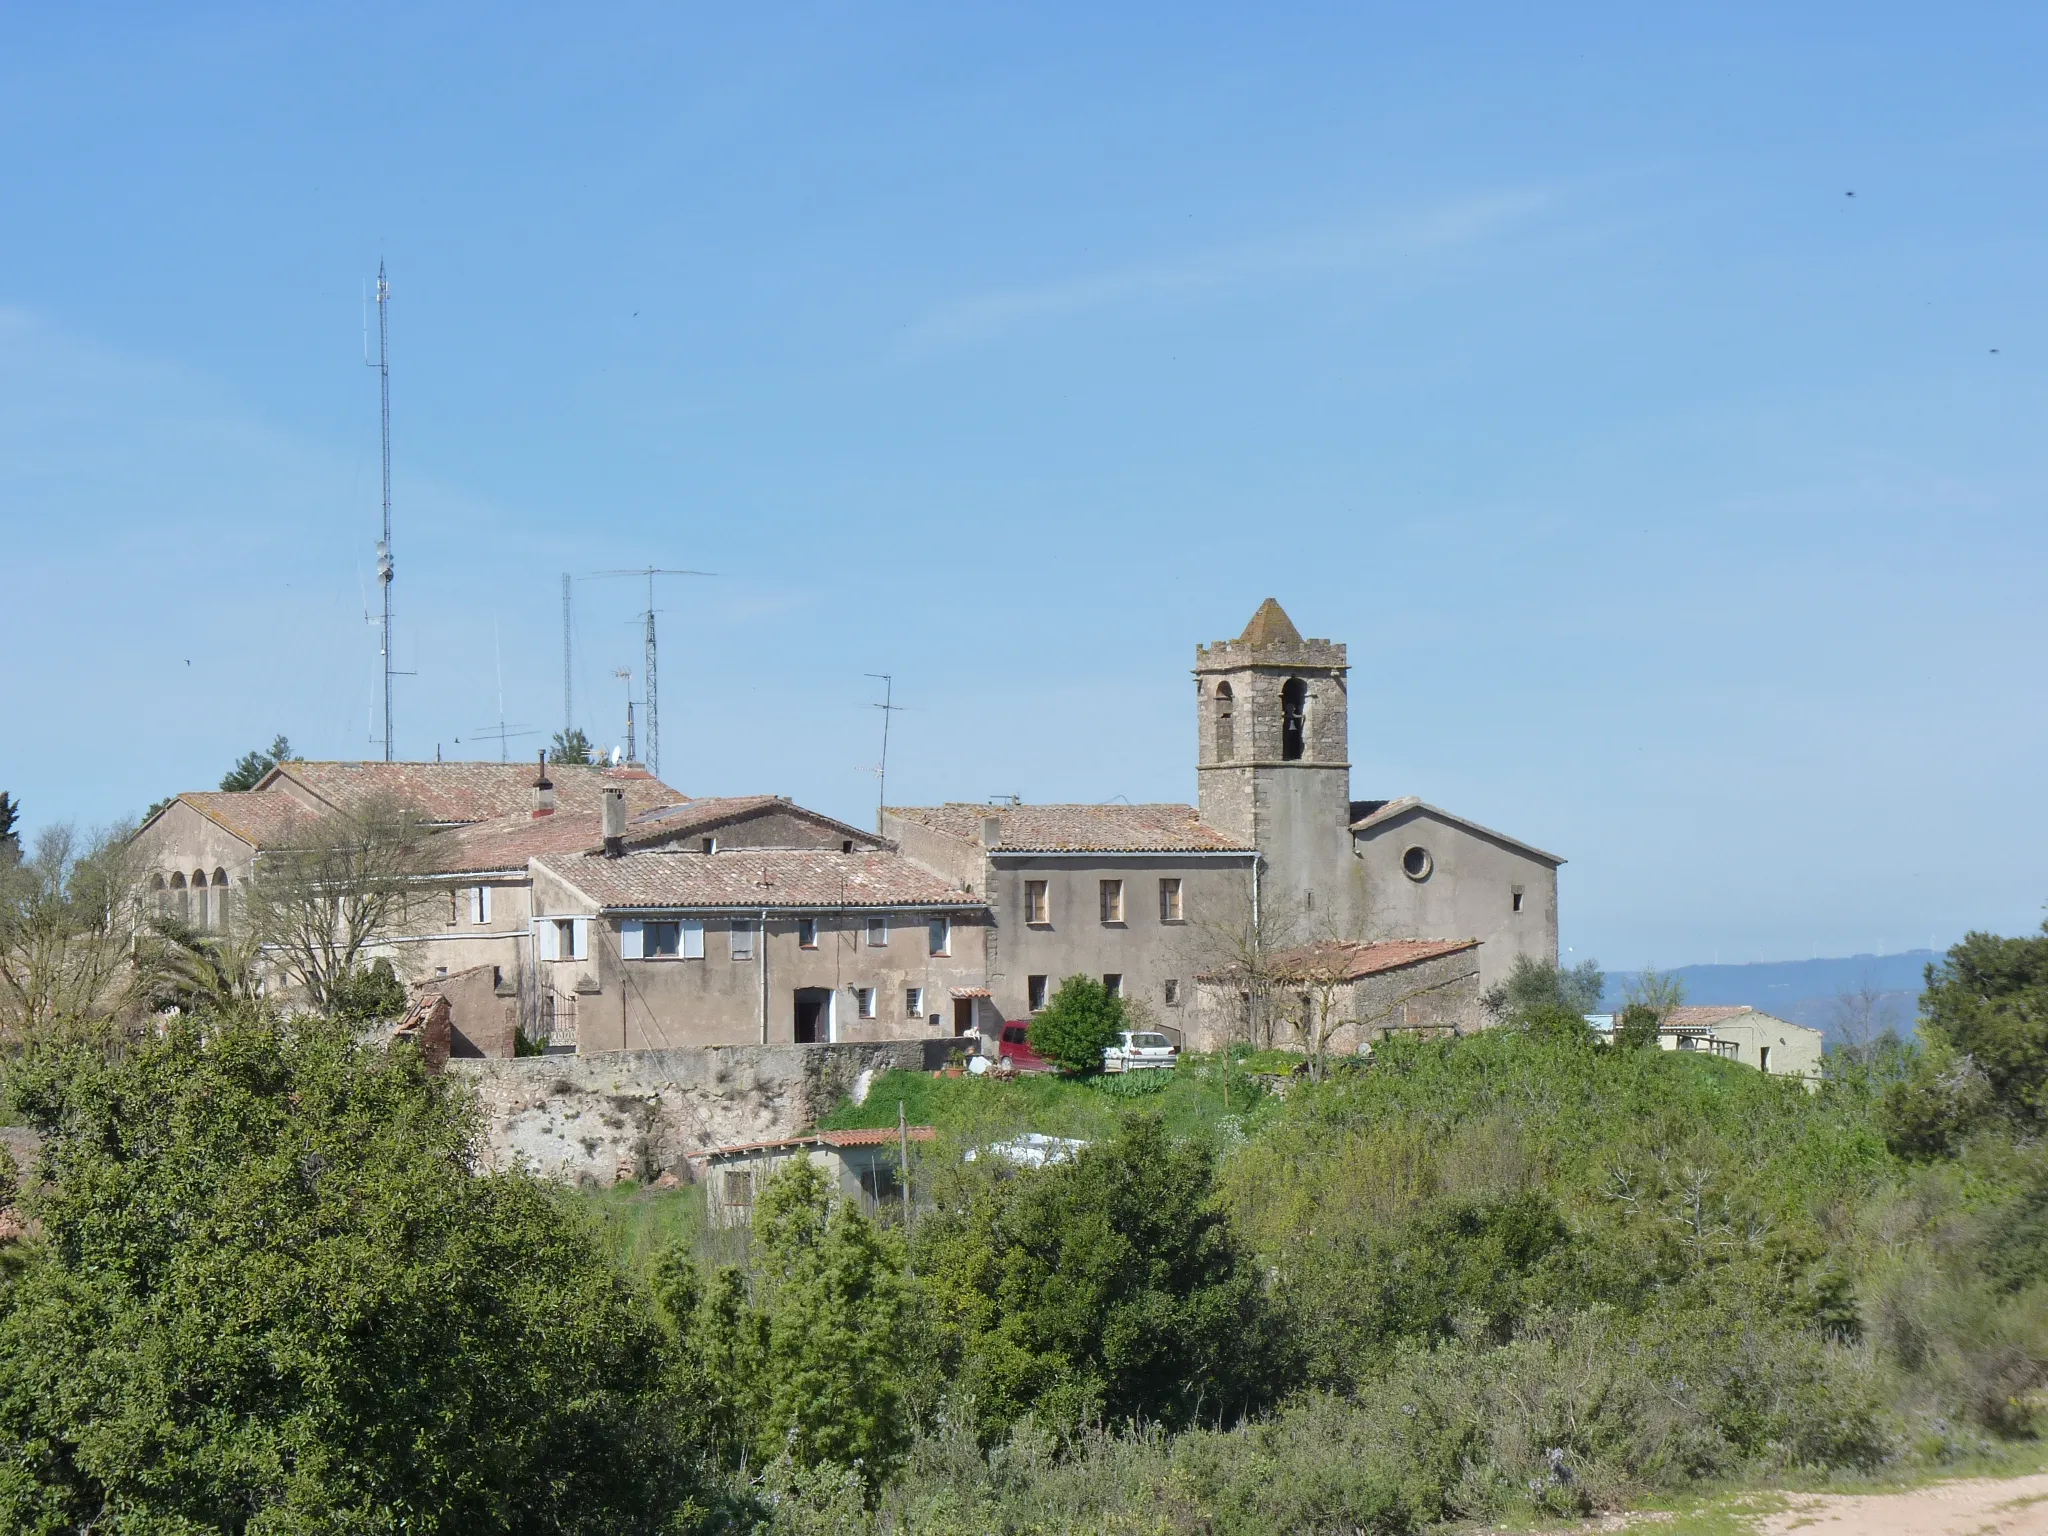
top-left (682, 921), bottom-right (704, 959)
top-left (569, 918), bottom-right (589, 960)
top-left (537, 920), bottom-right (560, 961)
top-left (479, 886), bottom-right (493, 924)
top-left (619, 919), bottom-right (644, 960)
top-left (730, 921), bottom-right (755, 960)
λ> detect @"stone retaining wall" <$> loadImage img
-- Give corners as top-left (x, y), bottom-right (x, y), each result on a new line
top-left (450, 1041), bottom-right (926, 1188)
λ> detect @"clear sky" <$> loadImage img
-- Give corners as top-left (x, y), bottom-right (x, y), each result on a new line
top-left (2, 4), bottom-right (2043, 969)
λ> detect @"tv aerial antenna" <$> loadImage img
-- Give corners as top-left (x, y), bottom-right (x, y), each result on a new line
top-left (865, 673), bottom-right (902, 830)
top-left (364, 262), bottom-right (398, 760)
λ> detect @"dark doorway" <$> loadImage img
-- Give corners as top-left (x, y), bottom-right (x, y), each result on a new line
top-left (794, 987), bottom-right (831, 1044)
top-left (954, 997), bottom-right (977, 1036)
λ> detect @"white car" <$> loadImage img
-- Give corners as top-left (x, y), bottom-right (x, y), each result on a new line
top-left (1102, 1030), bottom-right (1178, 1073)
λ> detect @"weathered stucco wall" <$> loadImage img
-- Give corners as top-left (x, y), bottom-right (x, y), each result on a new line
top-left (1355, 807), bottom-right (1558, 993)
top-left (450, 1040), bottom-right (925, 1187)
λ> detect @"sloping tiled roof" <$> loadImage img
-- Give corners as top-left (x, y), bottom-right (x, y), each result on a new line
top-left (423, 795), bottom-right (867, 874)
top-left (887, 802), bottom-right (1253, 854)
top-left (537, 848), bottom-right (985, 911)
top-left (259, 761), bottom-right (685, 823)
top-left (1348, 796), bottom-right (1565, 866)
top-left (622, 796), bottom-right (880, 851)
top-left (176, 789), bottom-right (317, 849)
top-left (1659, 1004), bottom-right (1809, 1033)
top-left (1264, 937), bottom-right (1480, 983)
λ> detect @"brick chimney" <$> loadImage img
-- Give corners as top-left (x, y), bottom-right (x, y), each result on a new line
top-left (531, 751), bottom-right (556, 818)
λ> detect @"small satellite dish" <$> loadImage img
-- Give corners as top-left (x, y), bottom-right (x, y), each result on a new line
top-left (610, 746), bottom-right (622, 766)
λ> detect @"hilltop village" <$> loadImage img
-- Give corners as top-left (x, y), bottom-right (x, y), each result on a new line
top-left (134, 600), bottom-right (1569, 1062)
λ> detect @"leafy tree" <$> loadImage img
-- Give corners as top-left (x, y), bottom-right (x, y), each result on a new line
top-left (656, 1157), bottom-right (910, 1484)
top-left (0, 1012), bottom-right (698, 1532)
top-left (1615, 1001), bottom-right (1662, 1050)
top-left (1482, 954), bottom-right (1604, 1024)
top-left (551, 727), bottom-right (596, 765)
top-left (1624, 965), bottom-right (1686, 1018)
top-left (1919, 921), bottom-right (2048, 1124)
top-left (220, 734), bottom-right (294, 792)
top-left (914, 1115), bottom-right (1282, 1439)
top-left (0, 792), bottom-right (18, 862)
top-left (133, 914), bottom-right (265, 1017)
top-left (1027, 974), bottom-right (1127, 1075)
top-left (326, 955), bottom-right (410, 1022)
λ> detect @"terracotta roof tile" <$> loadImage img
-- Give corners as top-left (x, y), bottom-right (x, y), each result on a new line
top-left (1263, 937), bottom-right (1480, 983)
top-left (538, 848), bottom-right (984, 911)
top-left (1662, 1005), bottom-right (1760, 1032)
top-left (177, 789), bottom-right (316, 848)
top-left (262, 761), bottom-right (685, 823)
top-left (887, 802), bottom-right (1253, 853)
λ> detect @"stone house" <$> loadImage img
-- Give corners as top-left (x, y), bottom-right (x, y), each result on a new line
top-left (1190, 936), bottom-right (1484, 1054)
top-left (885, 599), bottom-right (1564, 1042)
top-left (882, 802), bottom-right (1257, 1037)
top-left (698, 1126), bottom-right (937, 1227)
top-left (1659, 1005), bottom-right (1824, 1081)
top-left (530, 841), bottom-right (994, 1052)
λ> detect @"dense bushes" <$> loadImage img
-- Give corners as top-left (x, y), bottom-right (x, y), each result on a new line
top-left (0, 1014), bottom-right (699, 1533)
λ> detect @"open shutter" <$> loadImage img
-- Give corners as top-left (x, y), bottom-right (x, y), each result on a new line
top-left (571, 918), bottom-right (590, 961)
top-left (479, 885), bottom-right (493, 924)
top-left (469, 887), bottom-right (484, 924)
top-left (682, 921), bottom-right (704, 959)
top-left (619, 919), bottom-right (644, 960)
top-left (536, 919), bottom-right (559, 961)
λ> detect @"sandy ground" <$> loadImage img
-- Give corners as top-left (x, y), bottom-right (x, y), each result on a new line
top-left (1752, 1472), bottom-right (2048, 1535)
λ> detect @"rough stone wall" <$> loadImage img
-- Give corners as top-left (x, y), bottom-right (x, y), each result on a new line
top-left (450, 1040), bottom-right (924, 1187)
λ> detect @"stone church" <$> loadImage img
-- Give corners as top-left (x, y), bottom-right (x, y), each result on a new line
top-left (885, 598), bottom-right (1562, 1038)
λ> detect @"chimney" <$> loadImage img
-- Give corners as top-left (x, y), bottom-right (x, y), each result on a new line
top-left (531, 751), bottom-right (556, 819)
top-left (602, 786), bottom-right (627, 857)
top-left (980, 814), bottom-right (1002, 849)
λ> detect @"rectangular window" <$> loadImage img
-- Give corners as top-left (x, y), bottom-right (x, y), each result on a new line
top-left (1158, 877), bottom-right (1183, 922)
top-left (866, 916), bottom-right (888, 948)
top-left (855, 986), bottom-right (876, 1020)
top-left (1099, 879), bottom-right (1124, 924)
top-left (797, 917), bottom-right (818, 949)
top-left (928, 916), bottom-right (950, 956)
top-left (723, 1170), bottom-right (754, 1206)
top-left (552, 918), bottom-right (587, 961)
top-left (471, 885), bottom-right (493, 925)
top-left (681, 920), bottom-right (704, 960)
top-left (905, 986), bottom-right (923, 1017)
top-left (1163, 978), bottom-right (1180, 1006)
top-left (646, 921), bottom-right (681, 958)
top-left (1028, 975), bottom-right (1049, 1012)
top-left (730, 921), bottom-right (755, 960)
top-left (1024, 880), bottom-right (1049, 925)
top-left (1759, 1046), bottom-right (1772, 1073)
top-left (450, 889), bottom-right (460, 925)
top-left (701, 836), bottom-right (718, 854)
top-left (1511, 887), bottom-right (1525, 913)
top-left (1103, 973), bottom-right (1123, 999)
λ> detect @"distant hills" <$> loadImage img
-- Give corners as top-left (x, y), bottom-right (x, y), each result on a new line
top-left (1600, 951), bottom-right (1939, 1045)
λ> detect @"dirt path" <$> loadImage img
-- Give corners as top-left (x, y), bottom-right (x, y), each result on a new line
top-left (1754, 1473), bottom-right (2048, 1536)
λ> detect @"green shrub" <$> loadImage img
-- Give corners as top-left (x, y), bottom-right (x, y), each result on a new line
top-left (1027, 975), bottom-right (1126, 1075)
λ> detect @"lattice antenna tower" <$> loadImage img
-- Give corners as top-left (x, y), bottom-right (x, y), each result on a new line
top-left (366, 262), bottom-right (396, 760)
top-left (584, 566), bottom-right (715, 779)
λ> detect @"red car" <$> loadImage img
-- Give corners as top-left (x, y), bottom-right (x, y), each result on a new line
top-left (997, 1021), bottom-right (1054, 1073)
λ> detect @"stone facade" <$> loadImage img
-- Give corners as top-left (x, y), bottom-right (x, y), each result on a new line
top-left (1190, 938), bottom-right (1484, 1054)
top-left (451, 1040), bottom-right (926, 1186)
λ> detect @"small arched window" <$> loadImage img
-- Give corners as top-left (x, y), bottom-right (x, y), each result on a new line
top-left (192, 870), bottom-right (211, 929)
top-left (1214, 681), bottom-right (1234, 761)
top-left (169, 871), bottom-right (189, 924)
top-left (1281, 677), bottom-right (1307, 760)
top-left (152, 873), bottom-right (168, 918)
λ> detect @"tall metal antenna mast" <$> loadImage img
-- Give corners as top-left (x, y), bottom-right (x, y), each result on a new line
top-left (368, 262), bottom-right (395, 760)
top-left (865, 673), bottom-right (902, 830)
top-left (561, 573), bottom-right (573, 741)
top-left (585, 567), bottom-right (715, 779)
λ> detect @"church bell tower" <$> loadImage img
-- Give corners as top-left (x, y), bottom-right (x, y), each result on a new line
top-left (1195, 599), bottom-right (1358, 932)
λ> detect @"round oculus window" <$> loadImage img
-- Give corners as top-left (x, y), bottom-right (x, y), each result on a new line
top-left (1401, 846), bottom-right (1432, 881)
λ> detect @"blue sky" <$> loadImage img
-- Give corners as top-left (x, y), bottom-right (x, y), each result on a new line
top-left (2, 3), bottom-right (2044, 969)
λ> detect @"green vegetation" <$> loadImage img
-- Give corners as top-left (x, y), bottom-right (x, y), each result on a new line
top-left (1025, 973), bottom-right (1126, 1074)
top-left (219, 733), bottom-right (293, 792)
top-left (17, 931), bottom-right (2048, 1532)
top-left (551, 727), bottom-right (596, 765)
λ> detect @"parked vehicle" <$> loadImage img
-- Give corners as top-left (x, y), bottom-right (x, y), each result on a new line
top-left (997, 1021), bottom-right (1054, 1073)
top-left (1102, 1029), bottom-right (1178, 1073)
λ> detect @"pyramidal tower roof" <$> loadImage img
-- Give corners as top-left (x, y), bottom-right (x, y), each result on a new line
top-left (1194, 599), bottom-right (1347, 672)
top-left (1239, 598), bottom-right (1302, 648)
